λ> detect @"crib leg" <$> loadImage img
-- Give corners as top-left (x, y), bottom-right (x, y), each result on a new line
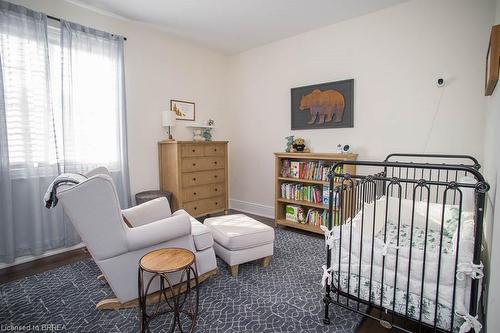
top-left (323, 293), bottom-right (332, 325)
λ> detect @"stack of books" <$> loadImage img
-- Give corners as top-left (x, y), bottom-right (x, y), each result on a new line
top-left (286, 204), bottom-right (329, 226)
top-left (305, 209), bottom-right (329, 226)
top-left (285, 205), bottom-right (305, 223)
top-left (281, 183), bottom-right (323, 203)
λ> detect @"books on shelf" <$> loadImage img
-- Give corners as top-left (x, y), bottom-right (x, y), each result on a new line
top-left (286, 205), bottom-right (329, 227)
top-left (281, 183), bottom-right (323, 204)
top-left (322, 184), bottom-right (330, 205)
top-left (305, 209), bottom-right (329, 227)
top-left (280, 159), bottom-right (343, 182)
top-left (286, 205), bottom-right (305, 224)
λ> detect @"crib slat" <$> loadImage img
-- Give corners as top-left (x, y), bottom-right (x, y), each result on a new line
top-left (433, 189), bottom-right (449, 331)
top-left (450, 190), bottom-right (463, 331)
top-left (391, 183), bottom-right (403, 325)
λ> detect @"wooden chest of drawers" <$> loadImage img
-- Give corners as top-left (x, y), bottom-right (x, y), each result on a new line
top-left (158, 141), bottom-right (228, 217)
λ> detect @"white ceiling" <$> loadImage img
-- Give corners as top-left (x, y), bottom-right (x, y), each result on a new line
top-left (70, 0), bottom-right (409, 54)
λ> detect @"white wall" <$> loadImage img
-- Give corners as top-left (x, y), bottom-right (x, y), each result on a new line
top-left (10, 0), bottom-right (230, 197)
top-left (226, 0), bottom-right (493, 216)
top-left (483, 0), bottom-right (500, 331)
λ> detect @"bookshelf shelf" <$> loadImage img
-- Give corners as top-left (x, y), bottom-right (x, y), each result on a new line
top-left (274, 152), bottom-right (357, 234)
top-left (277, 198), bottom-right (328, 210)
top-left (275, 219), bottom-right (324, 235)
top-left (277, 177), bottom-right (328, 185)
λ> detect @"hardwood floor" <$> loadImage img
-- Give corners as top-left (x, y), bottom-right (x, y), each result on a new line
top-left (0, 209), bottom-right (396, 333)
top-left (0, 247), bottom-right (90, 284)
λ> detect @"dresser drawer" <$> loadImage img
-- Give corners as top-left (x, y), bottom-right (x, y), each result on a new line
top-left (182, 157), bottom-right (224, 172)
top-left (183, 195), bottom-right (225, 216)
top-left (204, 144), bottom-right (225, 156)
top-left (182, 169), bottom-right (225, 187)
top-left (181, 144), bottom-right (205, 157)
top-left (183, 183), bottom-right (225, 202)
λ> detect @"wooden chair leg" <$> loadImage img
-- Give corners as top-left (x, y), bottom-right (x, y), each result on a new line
top-left (229, 264), bottom-right (239, 277)
top-left (261, 256), bottom-right (271, 268)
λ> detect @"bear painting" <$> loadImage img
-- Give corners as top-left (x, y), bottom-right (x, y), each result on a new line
top-left (291, 79), bottom-right (353, 130)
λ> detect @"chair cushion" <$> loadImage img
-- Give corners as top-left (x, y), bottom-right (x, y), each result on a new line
top-left (173, 209), bottom-right (214, 251)
top-left (204, 214), bottom-right (274, 251)
top-left (122, 197), bottom-right (172, 227)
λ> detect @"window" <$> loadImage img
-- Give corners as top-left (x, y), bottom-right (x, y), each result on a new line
top-left (1, 21), bottom-right (123, 176)
top-left (1, 25), bottom-right (57, 172)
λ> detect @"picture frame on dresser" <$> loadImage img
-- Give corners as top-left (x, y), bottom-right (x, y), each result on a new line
top-left (158, 141), bottom-right (228, 217)
top-left (171, 99), bottom-right (196, 121)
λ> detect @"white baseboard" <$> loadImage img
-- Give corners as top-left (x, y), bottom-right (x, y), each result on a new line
top-left (229, 198), bottom-right (274, 219)
top-left (0, 243), bottom-right (85, 269)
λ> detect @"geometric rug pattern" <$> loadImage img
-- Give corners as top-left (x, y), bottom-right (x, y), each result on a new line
top-left (0, 228), bottom-right (362, 332)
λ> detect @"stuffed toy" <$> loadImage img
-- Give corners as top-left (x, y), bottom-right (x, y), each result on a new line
top-left (291, 137), bottom-right (310, 153)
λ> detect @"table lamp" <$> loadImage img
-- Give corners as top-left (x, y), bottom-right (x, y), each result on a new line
top-left (162, 110), bottom-right (176, 140)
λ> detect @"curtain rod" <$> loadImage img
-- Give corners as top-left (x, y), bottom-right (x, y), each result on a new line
top-left (47, 14), bottom-right (128, 41)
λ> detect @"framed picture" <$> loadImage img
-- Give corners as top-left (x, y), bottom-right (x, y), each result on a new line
top-left (486, 25), bottom-right (500, 96)
top-left (291, 79), bottom-right (354, 130)
top-left (171, 99), bottom-right (195, 121)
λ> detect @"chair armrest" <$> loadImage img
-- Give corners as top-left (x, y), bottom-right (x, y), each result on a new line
top-left (125, 213), bottom-right (191, 252)
top-left (122, 197), bottom-right (172, 227)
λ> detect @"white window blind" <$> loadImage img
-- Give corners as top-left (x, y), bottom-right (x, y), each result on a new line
top-left (0, 24), bottom-right (57, 174)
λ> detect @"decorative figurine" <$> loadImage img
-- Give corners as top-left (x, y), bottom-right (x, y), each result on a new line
top-left (285, 135), bottom-right (295, 152)
top-left (193, 128), bottom-right (204, 141)
top-left (291, 137), bottom-right (310, 153)
top-left (201, 128), bottom-right (213, 141)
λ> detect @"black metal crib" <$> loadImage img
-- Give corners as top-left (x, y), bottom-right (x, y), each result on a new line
top-left (322, 154), bottom-right (489, 333)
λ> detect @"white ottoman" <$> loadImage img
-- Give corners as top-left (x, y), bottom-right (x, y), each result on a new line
top-left (204, 214), bottom-right (275, 276)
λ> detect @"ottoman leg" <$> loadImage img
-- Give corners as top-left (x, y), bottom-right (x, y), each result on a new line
top-left (229, 264), bottom-right (239, 277)
top-left (261, 256), bottom-right (271, 268)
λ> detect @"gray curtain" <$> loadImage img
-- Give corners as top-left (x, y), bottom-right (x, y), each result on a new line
top-left (0, 54), bottom-right (15, 263)
top-left (0, 1), bottom-right (80, 264)
top-left (0, 2), bottom-right (131, 264)
top-left (60, 20), bottom-right (131, 208)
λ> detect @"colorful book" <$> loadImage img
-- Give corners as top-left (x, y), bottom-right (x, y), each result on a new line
top-left (286, 205), bottom-right (305, 223)
top-left (290, 161), bottom-right (300, 178)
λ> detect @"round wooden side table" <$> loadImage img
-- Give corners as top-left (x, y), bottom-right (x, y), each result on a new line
top-left (138, 248), bottom-right (199, 333)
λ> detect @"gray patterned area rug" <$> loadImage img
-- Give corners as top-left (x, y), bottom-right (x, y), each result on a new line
top-left (0, 228), bottom-right (362, 332)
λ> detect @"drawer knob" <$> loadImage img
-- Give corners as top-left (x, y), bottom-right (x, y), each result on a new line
top-left (215, 202), bottom-right (218, 205)
top-left (193, 192), bottom-right (197, 195)
top-left (214, 175), bottom-right (218, 178)
top-left (193, 177), bottom-right (196, 181)
top-left (194, 207), bottom-right (197, 210)
top-left (214, 161), bottom-right (217, 165)
top-left (192, 149), bottom-right (195, 152)
top-left (214, 149), bottom-right (217, 152)
top-left (214, 188), bottom-right (218, 192)
top-left (193, 163), bottom-right (196, 166)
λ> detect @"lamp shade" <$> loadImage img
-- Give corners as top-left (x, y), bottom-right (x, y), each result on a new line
top-left (162, 110), bottom-right (176, 127)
